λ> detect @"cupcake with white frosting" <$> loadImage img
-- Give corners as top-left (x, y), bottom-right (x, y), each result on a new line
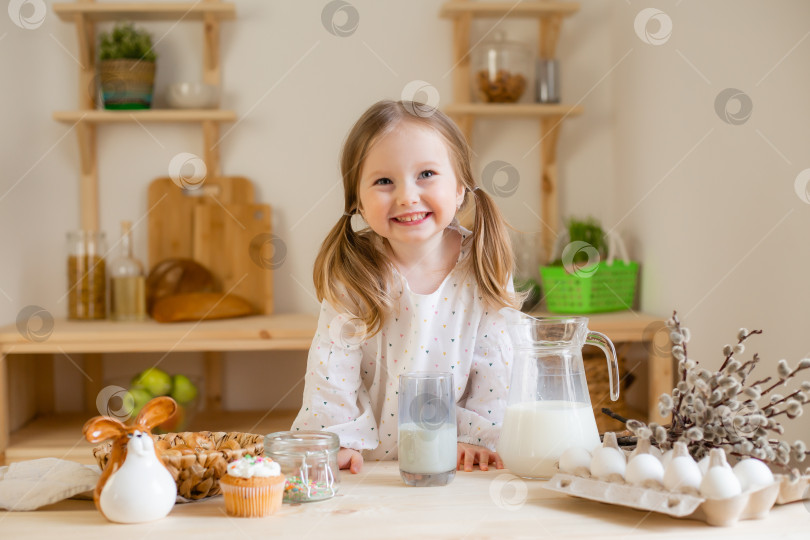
top-left (219, 454), bottom-right (284, 517)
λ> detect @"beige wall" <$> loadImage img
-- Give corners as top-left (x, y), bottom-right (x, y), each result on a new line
top-left (1, 1), bottom-right (808, 440)
top-left (611, 0), bottom-right (810, 442)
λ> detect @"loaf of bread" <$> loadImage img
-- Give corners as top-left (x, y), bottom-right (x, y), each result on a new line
top-left (152, 292), bottom-right (254, 323)
top-left (146, 259), bottom-right (219, 314)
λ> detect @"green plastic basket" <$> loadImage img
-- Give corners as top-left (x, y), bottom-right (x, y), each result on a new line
top-left (539, 230), bottom-right (638, 314)
top-left (540, 260), bottom-right (639, 314)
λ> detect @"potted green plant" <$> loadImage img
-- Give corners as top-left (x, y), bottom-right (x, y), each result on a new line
top-left (549, 217), bottom-right (607, 267)
top-left (540, 216), bottom-right (638, 314)
top-left (98, 22), bottom-right (157, 109)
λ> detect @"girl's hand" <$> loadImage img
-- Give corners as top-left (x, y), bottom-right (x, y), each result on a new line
top-left (338, 447), bottom-right (364, 474)
top-left (457, 442), bottom-right (504, 472)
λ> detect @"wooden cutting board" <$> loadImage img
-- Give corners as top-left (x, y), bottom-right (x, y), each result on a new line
top-left (147, 176), bottom-right (273, 314)
top-left (147, 176), bottom-right (255, 266)
top-left (193, 203), bottom-right (273, 315)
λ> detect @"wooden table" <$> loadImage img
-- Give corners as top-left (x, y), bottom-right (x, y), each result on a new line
top-left (1, 461), bottom-right (806, 538)
top-left (0, 312), bottom-right (672, 464)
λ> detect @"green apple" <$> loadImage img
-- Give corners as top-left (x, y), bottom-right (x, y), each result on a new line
top-left (131, 367), bottom-right (172, 396)
top-left (128, 387), bottom-right (153, 419)
top-left (171, 374), bottom-right (198, 404)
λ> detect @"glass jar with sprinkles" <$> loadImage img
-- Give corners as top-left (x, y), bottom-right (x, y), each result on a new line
top-left (264, 431), bottom-right (340, 503)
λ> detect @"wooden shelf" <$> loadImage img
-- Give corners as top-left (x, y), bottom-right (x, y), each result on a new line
top-left (439, 1), bottom-right (581, 262)
top-left (0, 314), bottom-right (316, 354)
top-left (55, 0), bottom-right (236, 231)
top-left (0, 311), bottom-right (656, 352)
top-left (53, 109), bottom-right (237, 124)
top-left (440, 1), bottom-right (579, 18)
top-left (0, 314), bottom-right (314, 458)
top-left (3, 410), bottom-right (298, 465)
top-left (445, 103), bottom-right (583, 118)
top-left (527, 311), bottom-right (662, 343)
top-left (53, 2), bottom-right (236, 22)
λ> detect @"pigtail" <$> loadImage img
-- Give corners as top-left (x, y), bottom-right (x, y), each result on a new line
top-left (314, 212), bottom-right (393, 337)
top-left (468, 188), bottom-right (524, 310)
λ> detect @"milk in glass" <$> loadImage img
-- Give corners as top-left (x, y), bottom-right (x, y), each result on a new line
top-left (398, 422), bottom-right (457, 474)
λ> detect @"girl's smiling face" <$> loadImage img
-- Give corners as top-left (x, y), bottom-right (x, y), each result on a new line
top-left (358, 120), bottom-right (465, 251)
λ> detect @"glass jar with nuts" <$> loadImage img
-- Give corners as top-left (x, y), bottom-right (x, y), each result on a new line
top-left (472, 31), bottom-right (533, 103)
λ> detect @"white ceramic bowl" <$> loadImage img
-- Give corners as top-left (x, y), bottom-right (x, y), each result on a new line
top-left (166, 82), bottom-right (219, 109)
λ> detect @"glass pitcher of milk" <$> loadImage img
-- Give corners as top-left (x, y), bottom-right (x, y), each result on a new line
top-left (497, 311), bottom-right (619, 479)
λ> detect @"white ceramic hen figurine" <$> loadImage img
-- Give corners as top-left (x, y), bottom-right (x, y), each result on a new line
top-left (83, 396), bottom-right (178, 523)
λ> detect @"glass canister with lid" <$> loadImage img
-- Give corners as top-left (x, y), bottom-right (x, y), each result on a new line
top-left (472, 30), bottom-right (533, 103)
top-left (67, 230), bottom-right (107, 320)
top-left (264, 430), bottom-right (339, 503)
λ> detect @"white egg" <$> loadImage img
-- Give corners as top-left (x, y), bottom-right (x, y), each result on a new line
top-left (625, 454), bottom-right (665, 487)
top-left (698, 454), bottom-right (731, 476)
top-left (663, 456), bottom-right (702, 492)
top-left (590, 446), bottom-right (626, 480)
top-left (700, 466), bottom-right (742, 499)
top-left (733, 458), bottom-right (775, 491)
top-left (559, 447), bottom-right (592, 476)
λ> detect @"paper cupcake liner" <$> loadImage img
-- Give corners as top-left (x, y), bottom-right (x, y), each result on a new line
top-left (220, 480), bottom-right (284, 517)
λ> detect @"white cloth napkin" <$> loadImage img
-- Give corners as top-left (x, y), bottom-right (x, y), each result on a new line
top-left (0, 458), bottom-right (101, 511)
top-left (0, 458), bottom-right (208, 510)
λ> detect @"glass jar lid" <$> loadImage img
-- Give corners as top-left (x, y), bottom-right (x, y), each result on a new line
top-left (481, 30), bottom-right (529, 53)
top-left (264, 430), bottom-right (339, 455)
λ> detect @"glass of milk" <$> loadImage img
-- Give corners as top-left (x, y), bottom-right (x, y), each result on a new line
top-left (398, 372), bottom-right (457, 487)
top-left (497, 310), bottom-right (620, 479)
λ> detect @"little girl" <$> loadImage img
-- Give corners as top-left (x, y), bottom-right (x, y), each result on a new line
top-left (291, 100), bottom-right (522, 474)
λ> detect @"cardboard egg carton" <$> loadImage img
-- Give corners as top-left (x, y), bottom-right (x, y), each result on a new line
top-left (543, 472), bottom-right (783, 527)
top-left (775, 474), bottom-right (810, 505)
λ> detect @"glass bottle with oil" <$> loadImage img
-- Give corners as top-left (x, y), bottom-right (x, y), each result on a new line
top-left (109, 221), bottom-right (146, 321)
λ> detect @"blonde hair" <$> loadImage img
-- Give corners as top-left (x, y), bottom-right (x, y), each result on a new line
top-left (314, 100), bottom-right (521, 336)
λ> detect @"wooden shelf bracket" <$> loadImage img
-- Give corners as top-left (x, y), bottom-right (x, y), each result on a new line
top-left (540, 116), bottom-right (562, 259)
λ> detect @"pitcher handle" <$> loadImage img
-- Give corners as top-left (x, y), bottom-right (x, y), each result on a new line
top-left (586, 331), bottom-right (620, 401)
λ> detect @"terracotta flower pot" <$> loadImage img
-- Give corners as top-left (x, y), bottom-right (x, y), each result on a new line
top-left (99, 59), bottom-right (155, 109)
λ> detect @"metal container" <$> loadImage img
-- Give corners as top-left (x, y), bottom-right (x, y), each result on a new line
top-left (536, 58), bottom-right (560, 103)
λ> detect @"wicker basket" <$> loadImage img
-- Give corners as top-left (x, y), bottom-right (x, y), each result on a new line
top-left (93, 431), bottom-right (264, 500)
top-left (582, 348), bottom-right (636, 433)
top-left (98, 59), bottom-right (155, 109)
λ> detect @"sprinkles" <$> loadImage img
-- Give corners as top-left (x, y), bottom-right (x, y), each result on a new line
top-left (283, 476), bottom-right (336, 502)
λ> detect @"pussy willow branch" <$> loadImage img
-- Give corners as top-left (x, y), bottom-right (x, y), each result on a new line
top-left (671, 312), bottom-right (688, 431)
top-left (601, 408), bottom-right (630, 423)
top-left (766, 390), bottom-right (803, 409)
top-left (761, 365), bottom-right (810, 396)
top-left (749, 375), bottom-right (771, 388)
top-left (719, 330), bottom-right (762, 372)
top-left (618, 314), bottom-right (810, 478)
top-left (737, 353), bottom-right (761, 385)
